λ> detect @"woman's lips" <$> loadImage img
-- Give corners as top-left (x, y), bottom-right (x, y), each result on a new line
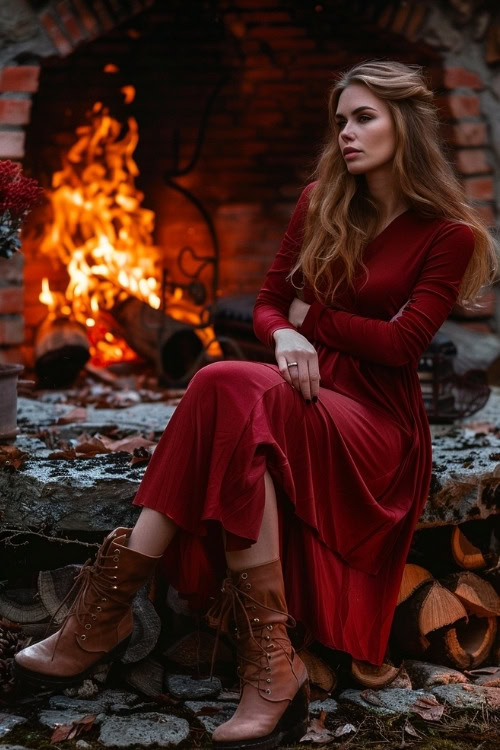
top-left (344, 150), bottom-right (361, 160)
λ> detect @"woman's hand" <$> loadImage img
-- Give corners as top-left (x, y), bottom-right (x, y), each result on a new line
top-left (272, 328), bottom-right (320, 402)
top-left (288, 297), bottom-right (311, 328)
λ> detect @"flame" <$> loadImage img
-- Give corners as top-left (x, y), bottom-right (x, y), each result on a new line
top-left (38, 101), bottom-right (220, 366)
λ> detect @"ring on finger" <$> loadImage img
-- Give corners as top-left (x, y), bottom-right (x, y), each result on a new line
top-left (287, 362), bottom-right (298, 368)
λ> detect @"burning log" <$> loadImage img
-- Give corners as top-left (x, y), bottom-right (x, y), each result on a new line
top-left (110, 297), bottom-right (208, 386)
top-left (34, 317), bottom-right (90, 388)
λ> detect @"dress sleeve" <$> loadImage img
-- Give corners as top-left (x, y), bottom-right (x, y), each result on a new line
top-left (253, 183), bottom-right (314, 349)
top-left (299, 222), bottom-right (475, 367)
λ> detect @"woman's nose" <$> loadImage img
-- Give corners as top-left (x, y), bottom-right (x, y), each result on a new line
top-left (341, 128), bottom-right (354, 142)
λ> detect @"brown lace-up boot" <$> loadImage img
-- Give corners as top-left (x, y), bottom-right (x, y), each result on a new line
top-left (14, 527), bottom-right (161, 689)
top-left (206, 558), bottom-right (310, 750)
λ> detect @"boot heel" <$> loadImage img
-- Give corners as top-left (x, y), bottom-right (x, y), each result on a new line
top-left (278, 680), bottom-right (310, 736)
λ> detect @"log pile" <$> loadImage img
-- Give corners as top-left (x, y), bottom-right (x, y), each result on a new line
top-left (352, 521), bottom-right (500, 688)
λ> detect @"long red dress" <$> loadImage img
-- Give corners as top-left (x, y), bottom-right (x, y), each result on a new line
top-left (132, 182), bottom-right (475, 666)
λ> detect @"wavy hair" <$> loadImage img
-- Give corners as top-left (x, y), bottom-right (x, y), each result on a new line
top-left (289, 60), bottom-right (497, 308)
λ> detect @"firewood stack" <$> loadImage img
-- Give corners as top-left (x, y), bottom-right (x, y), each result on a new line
top-left (351, 523), bottom-right (500, 688)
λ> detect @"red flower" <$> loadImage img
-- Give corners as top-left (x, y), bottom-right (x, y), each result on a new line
top-left (0, 160), bottom-right (43, 219)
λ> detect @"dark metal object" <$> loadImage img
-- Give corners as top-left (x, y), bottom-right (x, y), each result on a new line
top-left (418, 334), bottom-right (490, 424)
top-left (161, 74), bottom-right (231, 323)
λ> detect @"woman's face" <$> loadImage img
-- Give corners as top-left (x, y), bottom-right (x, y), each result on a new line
top-left (335, 83), bottom-right (396, 175)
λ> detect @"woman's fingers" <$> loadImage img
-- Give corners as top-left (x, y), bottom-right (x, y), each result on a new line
top-left (308, 358), bottom-right (320, 400)
top-left (276, 354), bottom-right (294, 388)
top-left (272, 329), bottom-right (320, 402)
top-left (296, 360), bottom-right (312, 401)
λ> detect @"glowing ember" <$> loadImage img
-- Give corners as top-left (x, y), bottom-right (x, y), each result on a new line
top-left (38, 100), bottom-right (219, 366)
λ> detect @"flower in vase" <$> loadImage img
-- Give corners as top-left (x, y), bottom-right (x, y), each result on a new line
top-left (0, 160), bottom-right (43, 259)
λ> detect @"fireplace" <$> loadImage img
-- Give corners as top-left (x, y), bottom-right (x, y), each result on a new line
top-left (0, 0), bottom-right (497, 378)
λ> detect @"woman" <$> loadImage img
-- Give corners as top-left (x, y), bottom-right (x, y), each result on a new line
top-left (15, 60), bottom-right (496, 749)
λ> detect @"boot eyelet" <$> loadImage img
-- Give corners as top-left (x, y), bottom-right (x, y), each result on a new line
top-left (265, 689), bottom-right (271, 694)
top-left (101, 598), bottom-right (107, 602)
top-left (265, 635), bottom-right (270, 640)
top-left (266, 678), bottom-right (271, 683)
top-left (267, 644), bottom-right (274, 649)
top-left (113, 556), bottom-right (119, 562)
top-left (252, 618), bottom-right (260, 624)
top-left (96, 606), bottom-right (102, 612)
top-left (85, 624), bottom-right (91, 629)
top-left (91, 614), bottom-right (97, 620)
top-left (112, 585), bottom-right (118, 590)
top-left (251, 606), bottom-right (256, 611)
top-left (240, 573), bottom-right (248, 580)
top-left (265, 667), bottom-right (271, 672)
top-left (112, 576), bottom-right (118, 580)
top-left (245, 583), bottom-right (251, 590)
top-left (80, 634), bottom-right (86, 640)
top-left (266, 625), bottom-right (273, 631)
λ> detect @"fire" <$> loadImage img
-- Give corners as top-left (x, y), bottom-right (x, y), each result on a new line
top-left (38, 100), bottom-right (219, 367)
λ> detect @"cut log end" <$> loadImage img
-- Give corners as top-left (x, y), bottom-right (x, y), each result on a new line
top-left (451, 526), bottom-right (486, 570)
top-left (397, 564), bottom-right (434, 606)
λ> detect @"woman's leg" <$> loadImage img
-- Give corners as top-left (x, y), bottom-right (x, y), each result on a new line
top-left (128, 508), bottom-right (178, 556)
top-left (225, 470), bottom-right (280, 570)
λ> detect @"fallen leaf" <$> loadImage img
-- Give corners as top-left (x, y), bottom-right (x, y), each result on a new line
top-left (0, 445), bottom-right (28, 471)
top-left (48, 447), bottom-right (77, 460)
top-left (410, 696), bottom-right (444, 721)
top-left (360, 689), bottom-right (384, 706)
top-left (50, 713), bottom-right (96, 743)
top-left (300, 716), bottom-right (334, 744)
top-left (404, 720), bottom-right (420, 737)
top-left (465, 667), bottom-right (500, 676)
top-left (74, 434), bottom-right (109, 456)
top-left (130, 446), bottom-right (152, 466)
top-left (98, 434), bottom-right (156, 453)
top-left (334, 722), bottom-right (356, 737)
top-left (56, 407), bottom-right (88, 425)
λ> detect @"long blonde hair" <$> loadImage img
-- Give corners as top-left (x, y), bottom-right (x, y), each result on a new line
top-left (289, 60), bottom-right (497, 307)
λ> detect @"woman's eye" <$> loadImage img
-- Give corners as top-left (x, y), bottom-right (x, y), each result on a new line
top-left (337, 121), bottom-right (346, 129)
top-left (359, 115), bottom-right (372, 123)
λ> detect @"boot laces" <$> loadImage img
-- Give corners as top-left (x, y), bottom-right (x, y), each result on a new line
top-left (47, 546), bottom-right (125, 660)
top-left (206, 574), bottom-right (296, 691)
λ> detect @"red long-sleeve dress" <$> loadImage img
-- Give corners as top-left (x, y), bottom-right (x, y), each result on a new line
top-left (132, 182), bottom-right (475, 666)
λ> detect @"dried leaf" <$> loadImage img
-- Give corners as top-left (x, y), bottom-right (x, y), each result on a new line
top-left (50, 713), bottom-right (96, 743)
top-left (56, 407), bottom-right (88, 425)
top-left (410, 696), bottom-right (444, 721)
top-left (334, 722), bottom-right (356, 737)
top-left (48, 447), bottom-right (77, 460)
top-left (360, 689), bottom-right (384, 706)
top-left (404, 720), bottom-right (420, 737)
top-left (98, 434), bottom-right (156, 453)
top-left (465, 667), bottom-right (500, 676)
top-left (300, 716), bottom-right (334, 744)
top-left (0, 445), bottom-right (28, 471)
top-left (130, 446), bottom-right (152, 466)
top-left (74, 434), bottom-right (109, 456)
